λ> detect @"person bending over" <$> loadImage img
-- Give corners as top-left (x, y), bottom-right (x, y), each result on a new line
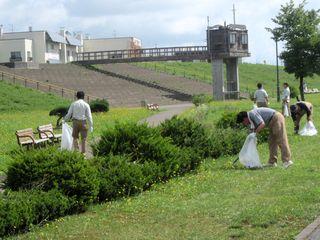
top-left (236, 107), bottom-right (293, 168)
top-left (290, 101), bottom-right (313, 134)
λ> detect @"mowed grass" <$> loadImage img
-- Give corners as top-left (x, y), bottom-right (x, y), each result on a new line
top-left (0, 80), bottom-right (151, 173)
top-left (134, 62), bottom-right (320, 98)
top-left (14, 94), bottom-right (320, 239)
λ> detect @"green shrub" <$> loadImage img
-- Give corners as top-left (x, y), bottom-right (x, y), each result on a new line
top-left (94, 155), bottom-right (147, 201)
top-left (209, 128), bottom-right (247, 158)
top-left (49, 106), bottom-right (68, 117)
top-left (290, 85), bottom-right (299, 99)
top-left (159, 116), bottom-right (210, 157)
top-left (216, 112), bottom-right (243, 129)
top-left (5, 148), bottom-right (100, 208)
top-left (90, 99), bottom-right (109, 113)
top-left (0, 189), bottom-right (71, 237)
top-left (215, 112), bottom-right (268, 144)
top-left (192, 94), bottom-right (213, 106)
top-left (92, 122), bottom-right (201, 179)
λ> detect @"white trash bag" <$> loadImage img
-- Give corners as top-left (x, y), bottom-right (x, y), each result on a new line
top-left (283, 104), bottom-right (289, 117)
top-left (239, 133), bottom-right (262, 168)
top-left (61, 122), bottom-right (73, 150)
top-left (299, 121), bottom-right (318, 136)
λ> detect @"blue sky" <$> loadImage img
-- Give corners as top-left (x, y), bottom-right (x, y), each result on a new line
top-left (0, 0), bottom-right (318, 65)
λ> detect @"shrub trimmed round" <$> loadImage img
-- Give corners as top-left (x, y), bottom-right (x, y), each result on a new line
top-left (5, 148), bottom-right (100, 207)
top-left (90, 99), bottom-right (109, 113)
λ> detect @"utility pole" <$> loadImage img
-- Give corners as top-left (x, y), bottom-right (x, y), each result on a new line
top-left (232, 4), bottom-right (236, 24)
top-left (275, 38), bottom-right (280, 102)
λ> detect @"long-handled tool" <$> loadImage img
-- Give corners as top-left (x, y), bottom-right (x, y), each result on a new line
top-left (232, 156), bottom-right (239, 165)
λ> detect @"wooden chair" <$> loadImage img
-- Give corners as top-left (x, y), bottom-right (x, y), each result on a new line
top-left (16, 128), bottom-right (49, 149)
top-left (37, 123), bottom-right (62, 143)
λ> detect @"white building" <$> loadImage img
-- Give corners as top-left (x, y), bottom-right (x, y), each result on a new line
top-left (0, 26), bottom-right (81, 65)
top-left (83, 37), bottom-right (141, 52)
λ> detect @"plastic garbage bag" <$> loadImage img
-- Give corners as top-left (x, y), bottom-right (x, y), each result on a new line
top-left (239, 133), bottom-right (262, 168)
top-left (283, 104), bottom-right (289, 117)
top-left (299, 121), bottom-right (318, 136)
top-left (61, 122), bottom-right (73, 150)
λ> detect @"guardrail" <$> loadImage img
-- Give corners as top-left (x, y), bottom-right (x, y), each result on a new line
top-left (76, 46), bottom-right (209, 64)
top-left (0, 71), bottom-right (100, 103)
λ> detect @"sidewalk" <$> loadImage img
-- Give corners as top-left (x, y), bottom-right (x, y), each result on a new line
top-left (296, 217), bottom-right (320, 240)
top-left (139, 103), bottom-right (193, 127)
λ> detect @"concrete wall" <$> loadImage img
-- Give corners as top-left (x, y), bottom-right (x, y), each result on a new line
top-left (66, 45), bottom-right (77, 62)
top-left (83, 37), bottom-right (141, 52)
top-left (1, 31), bottom-right (46, 63)
top-left (0, 39), bottom-right (32, 63)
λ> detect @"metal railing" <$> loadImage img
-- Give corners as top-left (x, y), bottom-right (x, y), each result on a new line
top-left (0, 71), bottom-right (100, 103)
top-left (76, 46), bottom-right (209, 63)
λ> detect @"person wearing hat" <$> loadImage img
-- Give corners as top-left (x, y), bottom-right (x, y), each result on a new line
top-left (253, 83), bottom-right (269, 107)
top-left (236, 108), bottom-right (293, 168)
top-left (290, 101), bottom-right (313, 134)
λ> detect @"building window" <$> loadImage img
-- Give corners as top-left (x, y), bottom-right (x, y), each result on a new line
top-left (27, 51), bottom-right (32, 61)
top-left (67, 50), bottom-right (70, 57)
top-left (229, 33), bottom-right (236, 44)
top-left (10, 51), bottom-right (22, 62)
top-left (51, 44), bottom-right (54, 50)
top-left (241, 34), bottom-right (248, 44)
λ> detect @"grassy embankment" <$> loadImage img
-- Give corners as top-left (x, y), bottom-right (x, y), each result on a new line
top-left (134, 61), bottom-right (320, 97)
top-left (1, 63), bottom-right (320, 239)
top-left (12, 65), bottom-right (320, 239)
top-left (0, 80), bottom-right (151, 173)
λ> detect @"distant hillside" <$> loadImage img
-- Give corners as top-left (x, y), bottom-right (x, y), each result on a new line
top-left (0, 81), bottom-right (70, 112)
top-left (133, 62), bottom-right (320, 98)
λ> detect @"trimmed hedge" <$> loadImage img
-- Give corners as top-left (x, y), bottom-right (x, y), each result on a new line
top-left (92, 122), bottom-right (202, 179)
top-left (5, 148), bottom-right (100, 208)
top-left (90, 99), bottom-right (109, 113)
top-left (0, 189), bottom-right (71, 237)
top-left (192, 94), bottom-right (213, 106)
top-left (94, 155), bottom-right (147, 201)
top-left (159, 116), bottom-right (211, 157)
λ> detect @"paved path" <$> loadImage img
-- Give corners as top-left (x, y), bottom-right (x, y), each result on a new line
top-left (139, 103), bottom-right (193, 127)
top-left (296, 217), bottom-right (320, 240)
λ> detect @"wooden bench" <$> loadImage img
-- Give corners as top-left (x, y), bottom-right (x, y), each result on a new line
top-left (37, 124), bottom-right (62, 143)
top-left (16, 128), bottom-right (50, 149)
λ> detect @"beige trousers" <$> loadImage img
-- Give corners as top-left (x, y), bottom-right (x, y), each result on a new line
top-left (268, 112), bottom-right (291, 163)
top-left (257, 102), bottom-right (268, 107)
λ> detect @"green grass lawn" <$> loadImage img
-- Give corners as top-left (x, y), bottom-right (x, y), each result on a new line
top-left (0, 80), bottom-right (151, 174)
top-left (12, 94), bottom-right (320, 239)
top-left (133, 62), bottom-right (320, 98)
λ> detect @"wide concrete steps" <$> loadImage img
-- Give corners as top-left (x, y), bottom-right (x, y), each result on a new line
top-left (0, 63), bottom-right (212, 107)
top-left (98, 63), bottom-right (212, 96)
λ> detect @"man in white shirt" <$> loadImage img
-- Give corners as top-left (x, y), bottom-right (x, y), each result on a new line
top-left (253, 83), bottom-right (269, 107)
top-left (282, 83), bottom-right (291, 117)
top-left (64, 91), bottom-right (93, 154)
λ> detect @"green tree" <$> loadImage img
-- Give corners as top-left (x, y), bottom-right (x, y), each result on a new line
top-left (270, 0), bottom-right (320, 100)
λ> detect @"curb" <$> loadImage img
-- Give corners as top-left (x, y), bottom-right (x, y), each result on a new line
top-left (296, 217), bottom-right (320, 240)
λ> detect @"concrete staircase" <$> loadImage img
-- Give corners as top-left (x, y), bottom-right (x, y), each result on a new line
top-left (0, 63), bottom-right (212, 107)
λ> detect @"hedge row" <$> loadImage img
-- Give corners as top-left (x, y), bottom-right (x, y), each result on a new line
top-left (0, 189), bottom-right (71, 237)
top-left (2, 113), bottom-right (248, 237)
